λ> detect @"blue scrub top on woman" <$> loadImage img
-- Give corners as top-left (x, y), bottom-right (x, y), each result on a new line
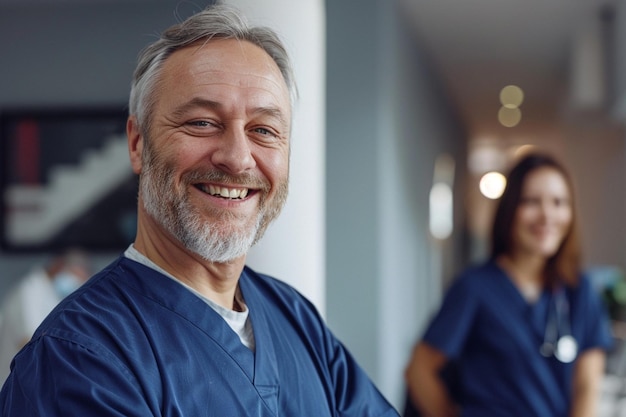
top-left (422, 260), bottom-right (613, 417)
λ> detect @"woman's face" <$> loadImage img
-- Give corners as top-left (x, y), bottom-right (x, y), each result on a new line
top-left (510, 167), bottom-right (573, 260)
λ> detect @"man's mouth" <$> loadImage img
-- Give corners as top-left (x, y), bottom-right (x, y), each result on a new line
top-left (196, 184), bottom-right (250, 199)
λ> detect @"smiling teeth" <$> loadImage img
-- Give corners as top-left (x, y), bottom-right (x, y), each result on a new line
top-left (206, 184), bottom-right (249, 199)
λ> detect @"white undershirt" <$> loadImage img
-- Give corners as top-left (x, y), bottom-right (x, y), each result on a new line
top-left (124, 245), bottom-right (255, 351)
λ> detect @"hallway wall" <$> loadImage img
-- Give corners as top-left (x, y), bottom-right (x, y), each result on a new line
top-left (0, 0), bottom-right (183, 292)
top-left (326, 0), bottom-right (467, 408)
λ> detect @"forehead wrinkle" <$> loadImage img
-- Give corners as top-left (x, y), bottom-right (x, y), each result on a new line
top-left (165, 41), bottom-right (290, 112)
top-left (192, 67), bottom-right (286, 97)
top-left (188, 41), bottom-right (288, 98)
top-left (191, 39), bottom-right (281, 79)
top-left (183, 65), bottom-right (288, 110)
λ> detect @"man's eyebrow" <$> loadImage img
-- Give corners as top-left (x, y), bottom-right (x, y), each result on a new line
top-left (173, 98), bottom-right (290, 128)
top-left (172, 98), bottom-right (221, 119)
top-left (252, 107), bottom-right (290, 129)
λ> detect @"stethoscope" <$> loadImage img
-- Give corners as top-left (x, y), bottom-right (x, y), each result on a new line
top-left (539, 288), bottom-right (578, 363)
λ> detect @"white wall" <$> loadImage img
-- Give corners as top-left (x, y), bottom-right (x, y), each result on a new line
top-left (230, 0), bottom-right (327, 312)
top-left (0, 1), bottom-right (185, 293)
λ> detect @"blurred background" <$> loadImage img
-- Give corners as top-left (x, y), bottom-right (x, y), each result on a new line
top-left (1, 0), bottom-right (625, 413)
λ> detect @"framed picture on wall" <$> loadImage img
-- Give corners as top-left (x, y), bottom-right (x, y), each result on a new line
top-left (0, 107), bottom-right (137, 253)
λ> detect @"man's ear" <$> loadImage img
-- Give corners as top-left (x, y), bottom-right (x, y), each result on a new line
top-left (127, 116), bottom-right (144, 174)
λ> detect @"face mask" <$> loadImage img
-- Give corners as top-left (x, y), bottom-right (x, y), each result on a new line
top-left (52, 271), bottom-right (83, 299)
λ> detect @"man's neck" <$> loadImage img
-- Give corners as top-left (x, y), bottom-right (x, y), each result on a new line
top-left (132, 231), bottom-right (246, 311)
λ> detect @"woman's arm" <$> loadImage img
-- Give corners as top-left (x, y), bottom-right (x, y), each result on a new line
top-left (570, 348), bottom-right (606, 417)
top-left (404, 342), bottom-right (459, 417)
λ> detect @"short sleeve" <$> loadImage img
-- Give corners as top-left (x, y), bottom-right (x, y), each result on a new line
top-left (0, 331), bottom-right (155, 417)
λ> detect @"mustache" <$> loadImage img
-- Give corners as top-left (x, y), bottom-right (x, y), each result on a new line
top-left (183, 169), bottom-right (270, 192)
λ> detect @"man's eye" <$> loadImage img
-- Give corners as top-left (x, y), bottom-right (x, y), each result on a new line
top-left (254, 127), bottom-right (273, 136)
top-left (188, 120), bottom-right (212, 127)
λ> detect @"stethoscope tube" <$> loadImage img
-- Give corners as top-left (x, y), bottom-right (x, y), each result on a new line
top-left (539, 288), bottom-right (578, 363)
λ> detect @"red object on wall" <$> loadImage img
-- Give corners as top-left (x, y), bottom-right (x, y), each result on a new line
top-left (15, 119), bottom-right (40, 184)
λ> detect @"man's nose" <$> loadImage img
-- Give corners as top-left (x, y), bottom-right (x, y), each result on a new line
top-left (210, 128), bottom-right (256, 174)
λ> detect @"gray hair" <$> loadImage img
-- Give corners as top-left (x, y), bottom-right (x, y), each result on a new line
top-left (128, 4), bottom-right (297, 133)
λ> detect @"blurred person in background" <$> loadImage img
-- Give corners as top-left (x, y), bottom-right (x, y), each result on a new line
top-left (404, 152), bottom-right (613, 417)
top-left (0, 249), bottom-right (90, 382)
top-left (0, 4), bottom-right (398, 416)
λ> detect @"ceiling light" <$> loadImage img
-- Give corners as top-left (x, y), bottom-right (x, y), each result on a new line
top-left (498, 106), bottom-right (522, 127)
top-left (500, 85), bottom-right (524, 108)
top-left (479, 171), bottom-right (506, 199)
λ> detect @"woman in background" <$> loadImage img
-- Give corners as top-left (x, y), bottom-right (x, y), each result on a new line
top-left (404, 152), bottom-right (613, 417)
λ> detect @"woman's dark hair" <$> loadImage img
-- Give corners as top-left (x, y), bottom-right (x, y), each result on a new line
top-left (490, 152), bottom-right (581, 287)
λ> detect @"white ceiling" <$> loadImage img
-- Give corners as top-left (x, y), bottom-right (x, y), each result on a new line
top-left (398, 0), bottom-right (616, 143)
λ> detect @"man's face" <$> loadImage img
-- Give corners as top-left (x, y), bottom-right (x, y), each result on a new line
top-left (135, 39), bottom-right (291, 263)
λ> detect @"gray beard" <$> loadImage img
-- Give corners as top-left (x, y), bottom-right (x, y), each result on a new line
top-left (137, 129), bottom-right (288, 263)
top-left (170, 192), bottom-right (260, 263)
top-left (140, 161), bottom-right (262, 264)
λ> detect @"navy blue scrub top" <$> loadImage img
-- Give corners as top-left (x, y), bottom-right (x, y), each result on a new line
top-left (0, 256), bottom-right (399, 417)
top-left (422, 260), bottom-right (613, 417)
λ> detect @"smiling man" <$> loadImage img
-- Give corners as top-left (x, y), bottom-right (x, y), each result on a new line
top-left (0, 4), bottom-right (399, 417)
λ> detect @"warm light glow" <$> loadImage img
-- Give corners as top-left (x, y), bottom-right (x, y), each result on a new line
top-left (500, 85), bottom-right (524, 108)
top-left (430, 182), bottom-right (453, 239)
top-left (513, 144), bottom-right (536, 158)
top-left (498, 106), bottom-right (522, 127)
top-left (479, 171), bottom-right (507, 199)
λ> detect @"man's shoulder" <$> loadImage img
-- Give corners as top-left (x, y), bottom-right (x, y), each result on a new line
top-left (33, 255), bottom-right (165, 336)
